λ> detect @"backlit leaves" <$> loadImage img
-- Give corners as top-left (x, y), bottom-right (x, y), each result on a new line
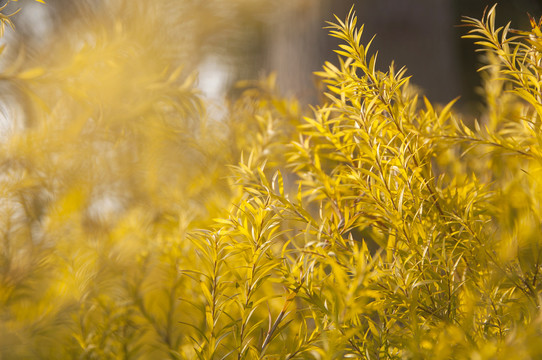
top-left (2, 2), bottom-right (542, 360)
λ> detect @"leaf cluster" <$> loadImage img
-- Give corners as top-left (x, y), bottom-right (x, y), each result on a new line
top-left (1, 2), bottom-right (542, 360)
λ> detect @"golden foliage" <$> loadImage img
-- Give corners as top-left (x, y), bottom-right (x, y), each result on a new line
top-left (1, 2), bottom-right (542, 359)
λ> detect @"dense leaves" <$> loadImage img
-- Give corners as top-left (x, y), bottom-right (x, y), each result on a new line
top-left (1, 1), bottom-right (542, 359)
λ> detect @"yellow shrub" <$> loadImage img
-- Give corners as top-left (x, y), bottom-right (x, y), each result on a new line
top-left (1, 2), bottom-right (542, 359)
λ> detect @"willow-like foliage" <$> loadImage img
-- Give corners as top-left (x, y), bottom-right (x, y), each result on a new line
top-left (1, 2), bottom-right (542, 359)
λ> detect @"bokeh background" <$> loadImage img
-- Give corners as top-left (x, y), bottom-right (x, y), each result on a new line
top-left (6, 0), bottom-right (542, 111)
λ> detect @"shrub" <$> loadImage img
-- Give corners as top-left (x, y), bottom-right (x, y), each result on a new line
top-left (1, 1), bottom-right (542, 359)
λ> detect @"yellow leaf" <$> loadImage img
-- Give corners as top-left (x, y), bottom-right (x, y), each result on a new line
top-left (17, 67), bottom-right (45, 80)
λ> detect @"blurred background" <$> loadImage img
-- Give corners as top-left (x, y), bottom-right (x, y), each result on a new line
top-left (6, 0), bottom-right (542, 112)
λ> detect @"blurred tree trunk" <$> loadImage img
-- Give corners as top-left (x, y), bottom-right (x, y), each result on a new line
top-left (264, 0), bottom-right (328, 104)
top-left (357, 0), bottom-right (459, 103)
top-left (266, 0), bottom-right (460, 104)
